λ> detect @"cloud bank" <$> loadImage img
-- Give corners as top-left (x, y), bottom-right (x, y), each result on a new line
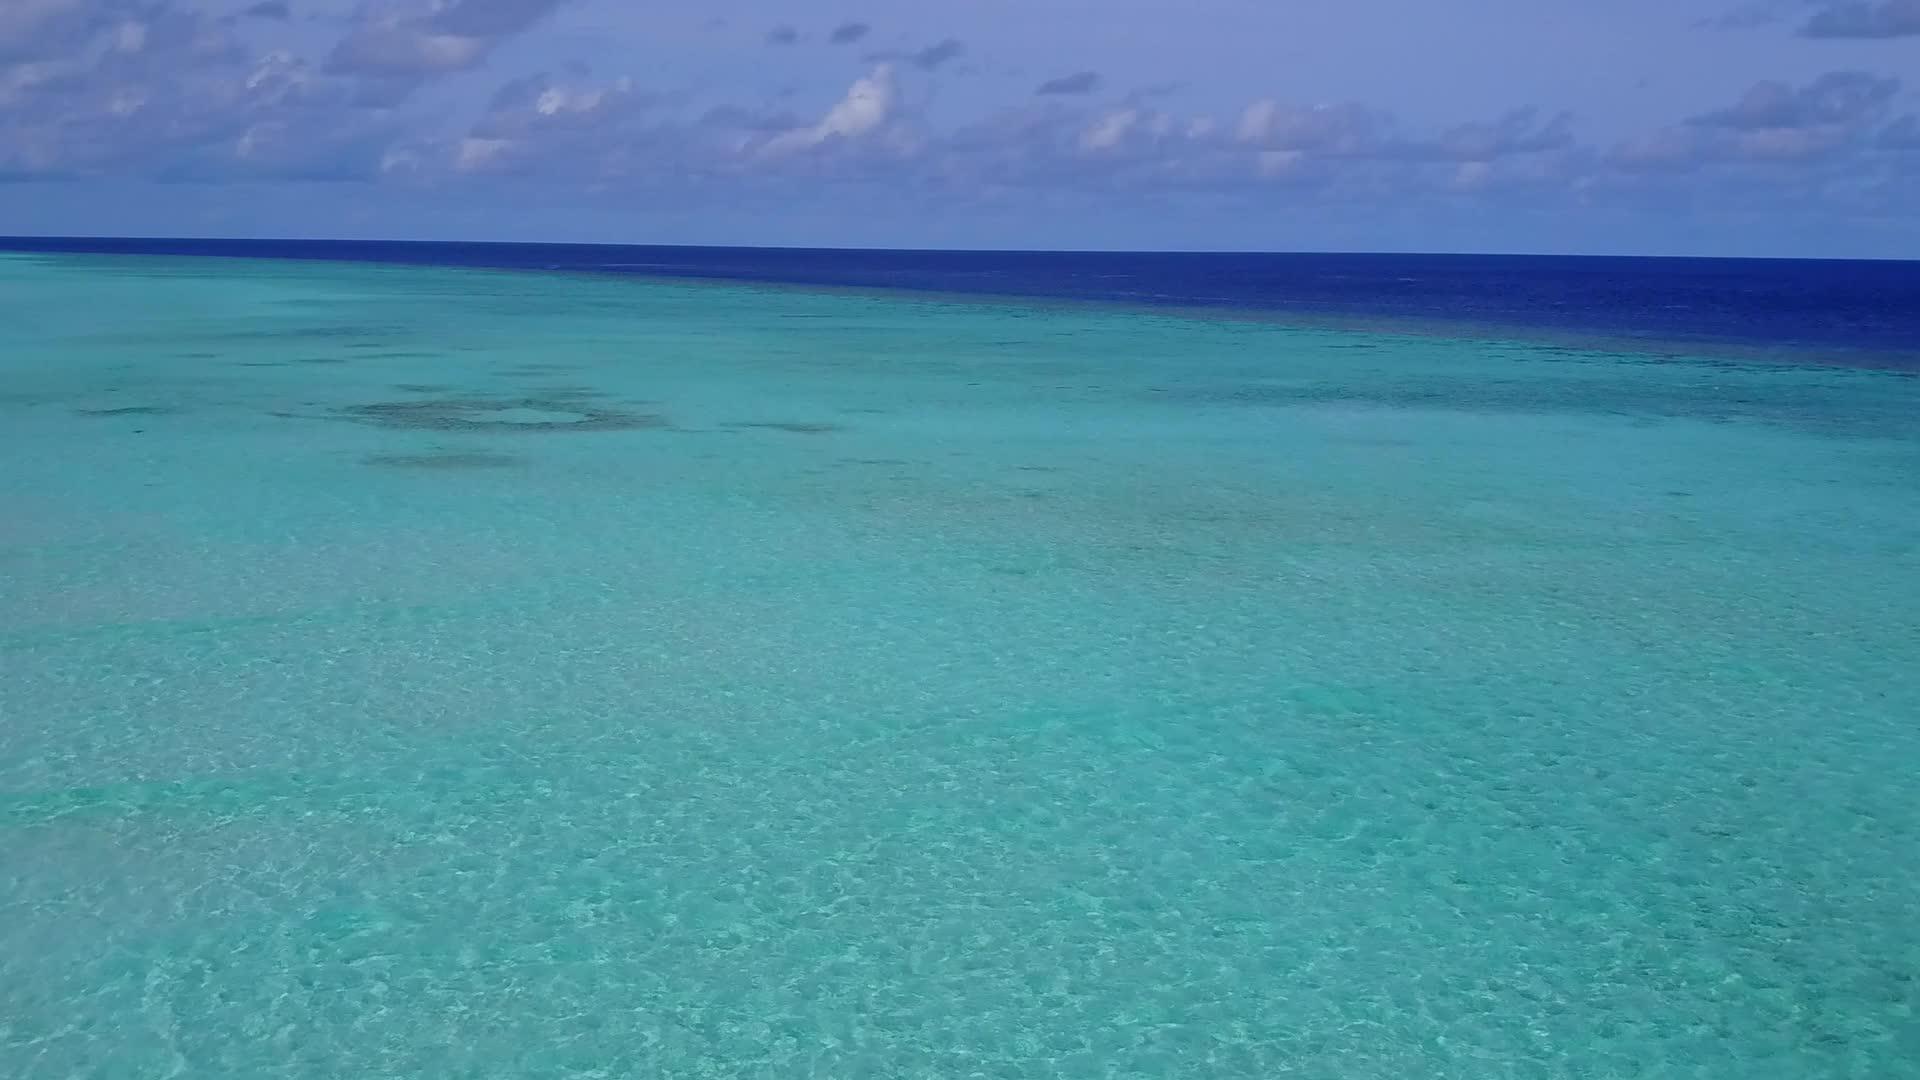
top-left (0, 3), bottom-right (1912, 247)
top-left (1801, 0), bottom-right (1920, 37)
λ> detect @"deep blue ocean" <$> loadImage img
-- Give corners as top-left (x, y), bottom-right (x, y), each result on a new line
top-left (4, 236), bottom-right (1917, 363)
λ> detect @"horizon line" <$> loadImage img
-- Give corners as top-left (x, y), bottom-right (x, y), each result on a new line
top-left (2, 235), bottom-right (1915, 265)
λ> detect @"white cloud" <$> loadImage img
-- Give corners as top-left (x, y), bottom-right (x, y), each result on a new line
top-left (1079, 109), bottom-right (1138, 152)
top-left (762, 65), bottom-right (900, 156)
top-left (1611, 71), bottom-right (1903, 173)
top-left (0, 8), bottom-right (1906, 234)
top-left (1237, 100), bottom-right (1384, 155)
top-left (455, 135), bottom-right (512, 171)
top-left (0, 2), bottom-right (406, 180)
top-left (1451, 160), bottom-right (1493, 190)
top-left (332, 31), bottom-right (489, 77)
top-left (1255, 149), bottom-right (1303, 177)
top-left (324, 0), bottom-right (569, 94)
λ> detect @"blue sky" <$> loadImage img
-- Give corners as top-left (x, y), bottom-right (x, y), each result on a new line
top-left (2, 0), bottom-right (1917, 255)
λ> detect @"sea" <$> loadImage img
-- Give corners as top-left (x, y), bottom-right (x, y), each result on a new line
top-left (2, 238), bottom-right (1917, 1078)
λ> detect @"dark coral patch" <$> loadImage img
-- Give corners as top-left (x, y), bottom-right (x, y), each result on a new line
top-left (522, 386), bottom-right (606, 400)
top-left (500, 362), bottom-right (578, 373)
top-left (364, 452), bottom-right (522, 470)
top-left (76, 405), bottom-right (173, 417)
top-left (722, 421), bottom-right (844, 434)
top-left (344, 396), bottom-right (668, 433)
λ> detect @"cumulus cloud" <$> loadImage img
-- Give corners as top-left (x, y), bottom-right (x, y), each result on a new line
top-left (1079, 109), bottom-right (1150, 151)
top-left (1879, 115), bottom-right (1920, 148)
top-left (1611, 71), bottom-right (1902, 171)
top-left (1236, 100), bottom-right (1387, 155)
top-left (1689, 71), bottom-right (1899, 130)
top-left (241, 1), bottom-right (292, 19)
top-left (766, 25), bottom-right (797, 46)
top-left (472, 72), bottom-right (640, 139)
top-left (924, 89), bottom-right (1583, 201)
top-left (5, 6), bottom-right (1904, 232)
top-left (1801, 0), bottom-right (1920, 37)
top-left (0, 0), bottom-right (413, 180)
top-left (1609, 127), bottom-right (1708, 172)
top-left (948, 101), bottom-right (1237, 189)
top-left (405, 63), bottom-right (922, 185)
top-left (445, 71), bottom-right (653, 175)
top-left (1036, 71), bottom-right (1100, 96)
top-left (1416, 108), bottom-right (1575, 161)
top-left (761, 65), bottom-right (906, 156)
top-left (1703, 0), bottom-right (1920, 37)
top-left (325, 0), bottom-right (568, 86)
top-left (829, 21), bottom-right (869, 45)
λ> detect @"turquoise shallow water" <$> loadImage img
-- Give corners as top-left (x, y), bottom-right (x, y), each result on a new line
top-left (2, 252), bottom-right (1918, 1078)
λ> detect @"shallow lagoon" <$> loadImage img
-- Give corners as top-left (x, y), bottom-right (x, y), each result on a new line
top-left (3, 252), bottom-right (1917, 1078)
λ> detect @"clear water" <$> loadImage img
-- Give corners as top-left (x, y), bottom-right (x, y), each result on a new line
top-left (2, 252), bottom-right (1918, 1078)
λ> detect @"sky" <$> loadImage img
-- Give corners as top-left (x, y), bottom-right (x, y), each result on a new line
top-left (1, 0), bottom-right (1918, 256)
